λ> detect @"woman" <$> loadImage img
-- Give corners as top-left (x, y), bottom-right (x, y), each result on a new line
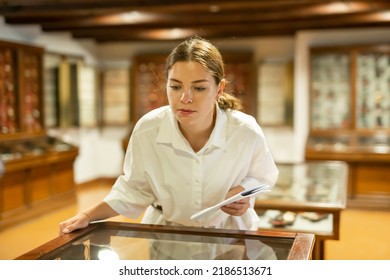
top-left (59, 37), bottom-right (278, 236)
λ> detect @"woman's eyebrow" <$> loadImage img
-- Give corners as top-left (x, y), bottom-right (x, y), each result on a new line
top-left (168, 78), bottom-right (182, 83)
top-left (168, 78), bottom-right (211, 84)
top-left (192, 79), bottom-right (211, 84)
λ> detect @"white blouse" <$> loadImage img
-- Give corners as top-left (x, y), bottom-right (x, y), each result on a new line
top-left (103, 105), bottom-right (279, 231)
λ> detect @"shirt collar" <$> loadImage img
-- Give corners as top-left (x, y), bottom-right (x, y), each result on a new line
top-left (207, 105), bottom-right (227, 150)
top-left (156, 104), bottom-right (227, 152)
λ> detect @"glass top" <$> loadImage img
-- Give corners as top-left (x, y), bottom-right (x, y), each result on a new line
top-left (256, 161), bottom-right (348, 210)
top-left (17, 222), bottom-right (313, 260)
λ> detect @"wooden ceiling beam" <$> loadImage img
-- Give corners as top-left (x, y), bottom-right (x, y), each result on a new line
top-left (5, 2), bottom-right (390, 30)
top-left (1, 0), bottom-right (390, 43)
top-left (68, 12), bottom-right (390, 42)
top-left (0, 0), bottom-right (350, 18)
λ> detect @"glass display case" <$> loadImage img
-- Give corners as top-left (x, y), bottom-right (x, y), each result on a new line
top-left (306, 45), bottom-right (390, 210)
top-left (255, 161), bottom-right (348, 260)
top-left (0, 135), bottom-right (75, 162)
top-left (15, 221), bottom-right (315, 260)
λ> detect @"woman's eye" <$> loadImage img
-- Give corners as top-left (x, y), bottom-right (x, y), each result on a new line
top-left (169, 85), bottom-right (181, 90)
top-left (194, 87), bottom-right (206, 92)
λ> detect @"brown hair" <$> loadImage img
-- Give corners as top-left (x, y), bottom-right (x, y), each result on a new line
top-left (165, 37), bottom-right (242, 111)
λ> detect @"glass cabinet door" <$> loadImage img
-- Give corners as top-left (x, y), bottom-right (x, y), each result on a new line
top-left (356, 50), bottom-right (390, 129)
top-left (21, 49), bottom-right (43, 133)
top-left (310, 52), bottom-right (351, 129)
top-left (0, 45), bottom-right (18, 134)
top-left (0, 40), bottom-right (44, 136)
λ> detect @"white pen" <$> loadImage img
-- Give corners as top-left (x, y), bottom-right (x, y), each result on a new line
top-left (191, 184), bottom-right (271, 220)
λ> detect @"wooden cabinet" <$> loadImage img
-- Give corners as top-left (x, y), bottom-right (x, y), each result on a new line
top-left (305, 45), bottom-right (390, 209)
top-left (0, 40), bottom-right (79, 229)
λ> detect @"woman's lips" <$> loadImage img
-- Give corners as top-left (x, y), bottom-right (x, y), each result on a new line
top-left (178, 108), bottom-right (195, 116)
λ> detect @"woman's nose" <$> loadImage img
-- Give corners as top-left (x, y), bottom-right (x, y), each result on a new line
top-left (180, 89), bottom-right (193, 104)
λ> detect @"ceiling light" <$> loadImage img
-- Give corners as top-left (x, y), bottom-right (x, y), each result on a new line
top-left (120, 11), bottom-right (154, 23)
top-left (209, 5), bottom-right (220, 13)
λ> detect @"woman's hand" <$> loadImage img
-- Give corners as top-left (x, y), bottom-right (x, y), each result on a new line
top-left (58, 212), bottom-right (91, 235)
top-left (221, 186), bottom-right (250, 216)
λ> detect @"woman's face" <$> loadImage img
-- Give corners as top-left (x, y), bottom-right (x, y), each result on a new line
top-left (167, 61), bottom-right (224, 129)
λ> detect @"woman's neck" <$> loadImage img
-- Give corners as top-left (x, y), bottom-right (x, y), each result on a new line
top-left (179, 112), bottom-right (216, 153)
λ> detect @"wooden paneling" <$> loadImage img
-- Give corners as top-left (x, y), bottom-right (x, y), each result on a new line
top-left (52, 161), bottom-right (75, 194)
top-left (354, 163), bottom-right (390, 195)
top-left (1, 170), bottom-right (25, 212)
top-left (29, 165), bottom-right (51, 202)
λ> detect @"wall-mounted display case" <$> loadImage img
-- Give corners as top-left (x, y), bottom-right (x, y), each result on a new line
top-left (0, 40), bottom-right (44, 136)
top-left (131, 54), bottom-right (167, 124)
top-left (306, 45), bottom-right (390, 210)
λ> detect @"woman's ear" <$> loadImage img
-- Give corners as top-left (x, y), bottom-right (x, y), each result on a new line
top-left (217, 79), bottom-right (226, 97)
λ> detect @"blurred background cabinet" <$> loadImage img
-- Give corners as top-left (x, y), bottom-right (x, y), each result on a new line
top-left (1, 40), bottom-right (44, 135)
top-left (305, 45), bottom-right (390, 210)
top-left (0, 40), bottom-right (79, 229)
